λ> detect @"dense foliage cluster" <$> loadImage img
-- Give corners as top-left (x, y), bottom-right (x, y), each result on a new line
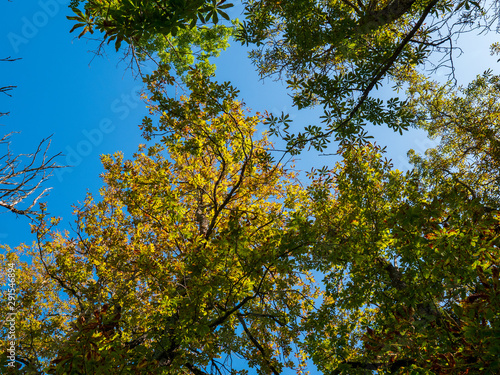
top-left (1, 1), bottom-right (499, 374)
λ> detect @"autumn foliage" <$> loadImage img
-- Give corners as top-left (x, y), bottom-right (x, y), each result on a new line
top-left (1, 1), bottom-right (500, 374)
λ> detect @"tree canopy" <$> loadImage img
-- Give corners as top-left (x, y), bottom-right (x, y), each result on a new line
top-left (68, 0), bottom-right (237, 78)
top-left (1, 1), bottom-right (499, 374)
top-left (237, 0), bottom-right (498, 149)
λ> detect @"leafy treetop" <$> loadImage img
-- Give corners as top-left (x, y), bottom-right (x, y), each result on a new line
top-left (237, 0), bottom-right (497, 150)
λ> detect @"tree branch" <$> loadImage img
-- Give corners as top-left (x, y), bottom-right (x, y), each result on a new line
top-left (0, 133), bottom-right (63, 217)
top-left (186, 362), bottom-right (209, 375)
top-left (359, 0), bottom-right (418, 33)
top-left (301, 0), bottom-right (439, 147)
top-left (331, 358), bottom-right (416, 374)
top-left (237, 314), bottom-right (280, 375)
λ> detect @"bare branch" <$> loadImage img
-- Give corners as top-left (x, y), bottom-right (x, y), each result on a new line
top-left (0, 57), bottom-right (21, 62)
top-left (1, 56), bottom-right (20, 117)
top-left (0, 85), bottom-right (16, 97)
top-left (0, 133), bottom-right (63, 217)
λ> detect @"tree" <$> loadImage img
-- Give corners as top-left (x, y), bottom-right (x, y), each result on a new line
top-left (407, 69), bottom-right (500, 206)
top-left (69, 0), bottom-right (234, 44)
top-left (0, 133), bottom-right (61, 217)
top-left (302, 73), bottom-right (500, 373)
top-left (1, 57), bottom-right (61, 217)
top-left (237, 0), bottom-right (499, 150)
top-left (304, 142), bottom-right (499, 374)
top-left (0, 70), bottom-right (316, 374)
top-left (68, 0), bottom-right (237, 79)
top-left (4, 65), bottom-right (498, 375)
top-left (67, 0), bottom-right (499, 150)
top-left (3, 2), bottom-right (500, 374)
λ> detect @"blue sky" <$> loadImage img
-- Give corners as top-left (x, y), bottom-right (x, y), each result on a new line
top-left (1, 0), bottom-right (146, 244)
